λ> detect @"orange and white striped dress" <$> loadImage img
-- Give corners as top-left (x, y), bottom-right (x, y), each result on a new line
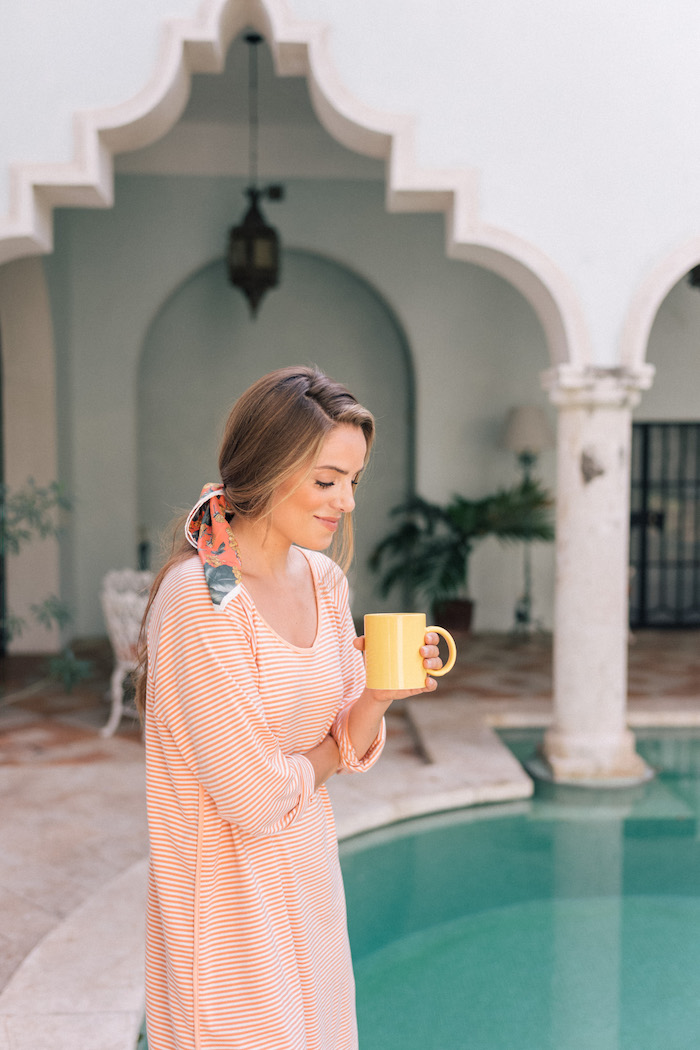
top-left (144, 550), bottom-right (384, 1050)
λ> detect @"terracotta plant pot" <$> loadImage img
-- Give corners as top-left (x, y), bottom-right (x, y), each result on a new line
top-left (432, 598), bottom-right (474, 634)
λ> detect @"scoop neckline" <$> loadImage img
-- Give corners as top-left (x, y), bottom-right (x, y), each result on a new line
top-left (241, 546), bottom-right (321, 653)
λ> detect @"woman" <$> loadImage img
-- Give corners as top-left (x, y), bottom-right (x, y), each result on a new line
top-left (136, 366), bottom-right (443, 1050)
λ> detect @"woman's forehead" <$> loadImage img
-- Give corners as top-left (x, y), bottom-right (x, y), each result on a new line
top-left (316, 425), bottom-right (368, 466)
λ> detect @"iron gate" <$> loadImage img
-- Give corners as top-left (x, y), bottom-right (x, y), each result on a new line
top-left (630, 422), bottom-right (700, 628)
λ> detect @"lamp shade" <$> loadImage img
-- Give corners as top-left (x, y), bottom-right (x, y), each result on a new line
top-left (503, 406), bottom-right (554, 455)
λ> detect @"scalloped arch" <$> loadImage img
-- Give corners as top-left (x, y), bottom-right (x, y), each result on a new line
top-left (0, 0), bottom-right (588, 367)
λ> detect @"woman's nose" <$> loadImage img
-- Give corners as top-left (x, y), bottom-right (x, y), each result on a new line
top-left (333, 482), bottom-right (355, 513)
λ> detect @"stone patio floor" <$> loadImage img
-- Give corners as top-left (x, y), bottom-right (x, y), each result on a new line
top-left (0, 630), bottom-right (699, 1049)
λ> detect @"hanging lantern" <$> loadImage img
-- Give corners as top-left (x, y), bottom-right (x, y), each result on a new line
top-left (227, 188), bottom-right (281, 317)
top-left (227, 33), bottom-right (283, 318)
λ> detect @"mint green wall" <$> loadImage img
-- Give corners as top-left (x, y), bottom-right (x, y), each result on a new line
top-left (45, 174), bottom-right (551, 634)
top-left (138, 249), bottom-right (413, 617)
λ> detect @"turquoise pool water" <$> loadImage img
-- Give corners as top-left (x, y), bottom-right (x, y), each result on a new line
top-left (340, 729), bottom-right (700, 1050)
top-left (139, 730), bottom-right (700, 1048)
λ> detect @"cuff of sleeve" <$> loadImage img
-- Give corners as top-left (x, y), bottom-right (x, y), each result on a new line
top-left (282, 753), bottom-right (316, 820)
top-left (250, 754), bottom-right (316, 836)
top-left (330, 704), bottom-right (386, 774)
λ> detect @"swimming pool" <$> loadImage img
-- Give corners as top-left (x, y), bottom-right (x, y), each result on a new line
top-left (340, 729), bottom-right (700, 1050)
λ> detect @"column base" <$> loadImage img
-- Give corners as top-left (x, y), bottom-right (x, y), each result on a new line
top-left (532, 727), bottom-right (655, 787)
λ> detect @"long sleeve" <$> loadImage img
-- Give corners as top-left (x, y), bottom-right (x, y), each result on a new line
top-left (327, 568), bottom-right (386, 773)
top-left (148, 560), bottom-right (315, 836)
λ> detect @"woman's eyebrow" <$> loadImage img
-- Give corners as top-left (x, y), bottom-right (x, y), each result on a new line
top-left (315, 465), bottom-right (349, 474)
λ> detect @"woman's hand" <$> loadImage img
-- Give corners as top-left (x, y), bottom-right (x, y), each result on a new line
top-left (353, 631), bottom-right (444, 703)
top-left (346, 631), bottom-right (443, 760)
top-left (303, 733), bottom-right (340, 790)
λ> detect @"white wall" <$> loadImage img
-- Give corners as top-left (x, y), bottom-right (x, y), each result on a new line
top-left (0, 0), bottom-right (200, 213)
top-left (288, 0), bottom-right (700, 365)
top-left (3, 1), bottom-right (700, 371)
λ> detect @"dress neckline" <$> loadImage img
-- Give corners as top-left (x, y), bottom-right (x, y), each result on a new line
top-left (241, 546), bottom-right (320, 653)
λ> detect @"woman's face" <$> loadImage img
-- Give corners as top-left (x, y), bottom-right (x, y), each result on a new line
top-left (269, 424), bottom-right (368, 551)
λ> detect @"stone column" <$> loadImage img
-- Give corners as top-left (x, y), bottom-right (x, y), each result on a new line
top-left (540, 365), bottom-right (654, 784)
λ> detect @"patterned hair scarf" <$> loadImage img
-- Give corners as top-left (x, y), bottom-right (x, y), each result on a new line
top-left (185, 483), bottom-right (243, 609)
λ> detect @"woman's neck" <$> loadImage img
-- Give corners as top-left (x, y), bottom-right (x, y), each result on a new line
top-left (232, 517), bottom-right (294, 582)
top-left (232, 518), bottom-right (317, 648)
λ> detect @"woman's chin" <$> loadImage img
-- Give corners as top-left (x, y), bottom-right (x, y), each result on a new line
top-left (301, 533), bottom-right (335, 552)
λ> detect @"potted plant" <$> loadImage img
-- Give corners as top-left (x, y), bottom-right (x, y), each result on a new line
top-left (368, 478), bottom-right (554, 631)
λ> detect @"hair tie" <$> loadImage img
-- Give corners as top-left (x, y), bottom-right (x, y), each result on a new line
top-left (185, 483), bottom-right (243, 609)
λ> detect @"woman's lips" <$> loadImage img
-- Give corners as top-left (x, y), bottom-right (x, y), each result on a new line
top-left (316, 516), bottom-right (339, 531)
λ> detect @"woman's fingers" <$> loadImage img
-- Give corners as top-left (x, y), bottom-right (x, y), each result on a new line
top-left (420, 632), bottom-right (442, 671)
top-left (356, 631), bottom-right (443, 677)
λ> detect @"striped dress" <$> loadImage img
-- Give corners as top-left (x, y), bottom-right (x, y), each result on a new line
top-left (144, 550), bottom-right (385, 1050)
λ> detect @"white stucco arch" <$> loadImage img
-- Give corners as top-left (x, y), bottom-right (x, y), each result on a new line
top-left (0, 0), bottom-right (588, 372)
top-left (620, 233), bottom-right (700, 375)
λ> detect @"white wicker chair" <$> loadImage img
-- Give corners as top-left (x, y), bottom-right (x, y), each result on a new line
top-left (100, 569), bottom-right (153, 737)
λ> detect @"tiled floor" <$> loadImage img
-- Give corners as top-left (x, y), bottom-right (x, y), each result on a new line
top-left (0, 643), bottom-right (147, 1049)
top-left (1, 630), bottom-right (699, 1049)
top-left (426, 628), bottom-right (700, 703)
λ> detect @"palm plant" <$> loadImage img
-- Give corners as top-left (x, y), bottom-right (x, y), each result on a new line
top-left (368, 478), bottom-right (554, 615)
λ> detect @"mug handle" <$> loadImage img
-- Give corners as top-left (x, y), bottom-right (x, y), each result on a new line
top-left (425, 625), bottom-right (457, 676)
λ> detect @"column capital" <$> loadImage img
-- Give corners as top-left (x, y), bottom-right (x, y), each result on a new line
top-left (541, 363), bottom-right (655, 409)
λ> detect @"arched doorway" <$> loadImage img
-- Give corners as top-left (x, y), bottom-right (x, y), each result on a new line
top-left (138, 248), bottom-right (414, 615)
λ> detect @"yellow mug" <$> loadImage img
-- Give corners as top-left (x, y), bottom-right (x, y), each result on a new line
top-left (363, 613), bottom-right (457, 690)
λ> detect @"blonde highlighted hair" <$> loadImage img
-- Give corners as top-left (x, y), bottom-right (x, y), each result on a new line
top-left (134, 366), bottom-right (375, 717)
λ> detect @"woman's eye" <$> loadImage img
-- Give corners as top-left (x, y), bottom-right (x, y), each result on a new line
top-left (315, 480), bottom-right (334, 489)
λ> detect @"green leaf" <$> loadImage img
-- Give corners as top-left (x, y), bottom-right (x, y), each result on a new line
top-left (368, 478), bottom-right (553, 602)
top-left (31, 596), bottom-right (73, 631)
top-left (1, 613), bottom-right (25, 642)
top-left (47, 648), bottom-right (93, 692)
top-left (0, 479), bottom-right (71, 557)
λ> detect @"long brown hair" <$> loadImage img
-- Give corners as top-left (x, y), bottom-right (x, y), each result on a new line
top-left (134, 366), bottom-right (375, 717)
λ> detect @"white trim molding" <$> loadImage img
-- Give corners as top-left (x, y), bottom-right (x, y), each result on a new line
top-left (0, 0), bottom-right (589, 368)
top-left (542, 363), bottom-right (655, 409)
